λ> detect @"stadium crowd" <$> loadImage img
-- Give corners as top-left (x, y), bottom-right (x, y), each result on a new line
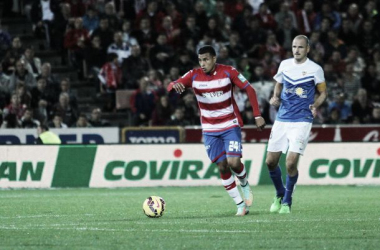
top-left (1, 0), bottom-right (380, 129)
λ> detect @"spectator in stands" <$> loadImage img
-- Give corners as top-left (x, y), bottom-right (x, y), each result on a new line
top-left (131, 17), bottom-right (156, 55)
top-left (74, 113), bottom-right (92, 128)
top-left (251, 64), bottom-right (274, 106)
top-left (225, 32), bottom-right (244, 60)
top-left (0, 64), bottom-right (10, 108)
top-left (361, 64), bottom-right (380, 102)
top-left (180, 92), bottom-right (199, 125)
top-left (343, 63), bottom-right (361, 102)
top-left (176, 51), bottom-right (195, 76)
top-left (231, 4), bottom-right (252, 39)
top-left (274, 2), bottom-right (297, 30)
top-left (16, 82), bottom-right (32, 108)
top-left (351, 88), bottom-right (373, 124)
top-left (59, 78), bottom-right (78, 109)
top-left (276, 16), bottom-right (299, 51)
top-left (51, 3), bottom-right (71, 64)
top-left (98, 53), bottom-right (122, 111)
top-left (88, 107), bottom-right (110, 127)
top-left (64, 17), bottom-right (90, 79)
top-left (344, 3), bottom-right (363, 34)
top-left (244, 16), bottom-right (267, 58)
top-left (344, 48), bottom-right (366, 77)
top-left (193, 1), bottom-right (208, 33)
top-left (135, 0), bottom-right (165, 31)
top-left (164, 1), bottom-right (183, 30)
top-left (357, 20), bottom-right (379, 57)
top-left (325, 107), bottom-right (342, 124)
top-left (131, 75), bottom-right (156, 126)
top-left (48, 114), bottom-right (68, 128)
top-left (91, 18), bottom-right (114, 52)
top-left (3, 93), bottom-right (26, 121)
top-left (329, 50), bottom-right (346, 77)
top-left (9, 37), bottom-right (24, 58)
top-left (167, 107), bottom-right (190, 126)
top-left (82, 6), bottom-right (99, 33)
top-left (296, 0), bottom-right (316, 36)
top-left (104, 2), bottom-right (121, 31)
top-left (328, 93), bottom-right (352, 123)
top-left (151, 95), bottom-right (172, 126)
top-left (121, 19), bottom-right (138, 46)
top-left (259, 32), bottom-right (284, 64)
top-left (50, 92), bottom-right (78, 127)
top-left (181, 15), bottom-right (201, 47)
top-left (217, 46), bottom-right (236, 67)
top-left (369, 107), bottom-right (380, 124)
top-left (38, 62), bottom-right (59, 98)
top-left (21, 108), bottom-right (40, 128)
top-left (324, 63), bottom-right (343, 103)
top-left (338, 18), bottom-right (357, 47)
top-left (107, 31), bottom-right (132, 63)
top-left (254, 3), bottom-right (277, 31)
top-left (30, 0), bottom-right (58, 49)
top-left (9, 59), bottom-right (36, 93)
top-left (1, 113), bottom-right (21, 128)
top-left (22, 46), bottom-right (41, 78)
top-left (98, 53), bottom-right (122, 93)
top-left (84, 35), bottom-right (107, 81)
top-left (34, 99), bottom-right (49, 124)
top-left (202, 17), bottom-right (225, 42)
top-left (323, 30), bottom-right (347, 61)
top-left (314, 2), bottom-right (341, 31)
top-left (149, 33), bottom-right (174, 74)
top-left (0, 23), bottom-right (12, 57)
top-left (30, 77), bottom-right (54, 110)
top-left (158, 16), bottom-right (181, 47)
top-left (196, 32), bottom-right (221, 57)
top-left (122, 44), bottom-right (149, 90)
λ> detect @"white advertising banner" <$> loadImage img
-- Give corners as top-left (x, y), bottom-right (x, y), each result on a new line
top-left (299, 143), bottom-right (380, 185)
top-left (0, 128), bottom-right (119, 144)
top-left (89, 144), bottom-right (266, 187)
top-left (0, 146), bottom-right (58, 188)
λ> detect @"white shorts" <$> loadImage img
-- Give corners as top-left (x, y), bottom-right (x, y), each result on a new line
top-left (267, 121), bottom-right (312, 155)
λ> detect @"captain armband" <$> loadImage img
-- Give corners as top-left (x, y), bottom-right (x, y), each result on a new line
top-left (316, 82), bottom-right (326, 92)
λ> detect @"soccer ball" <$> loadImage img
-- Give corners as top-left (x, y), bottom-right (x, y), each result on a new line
top-left (143, 196), bottom-right (166, 218)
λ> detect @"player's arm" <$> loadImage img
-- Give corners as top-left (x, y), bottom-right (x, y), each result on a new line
top-left (309, 82), bottom-right (327, 118)
top-left (245, 85), bottom-right (266, 130)
top-left (167, 70), bottom-right (193, 94)
top-left (229, 67), bottom-right (265, 130)
top-left (269, 82), bottom-right (283, 108)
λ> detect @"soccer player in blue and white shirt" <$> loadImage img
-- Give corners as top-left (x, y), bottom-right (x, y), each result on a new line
top-left (266, 35), bottom-right (327, 213)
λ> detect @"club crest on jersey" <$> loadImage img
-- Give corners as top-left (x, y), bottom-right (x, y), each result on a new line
top-left (237, 74), bottom-right (247, 83)
top-left (302, 71), bottom-right (307, 76)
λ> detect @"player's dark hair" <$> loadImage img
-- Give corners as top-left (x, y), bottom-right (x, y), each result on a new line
top-left (198, 45), bottom-right (216, 57)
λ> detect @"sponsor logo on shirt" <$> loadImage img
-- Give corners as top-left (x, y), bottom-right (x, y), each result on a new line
top-left (202, 91), bottom-right (224, 98)
top-left (284, 87), bottom-right (308, 98)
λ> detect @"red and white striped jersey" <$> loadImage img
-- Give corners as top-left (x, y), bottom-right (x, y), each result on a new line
top-left (174, 64), bottom-right (252, 132)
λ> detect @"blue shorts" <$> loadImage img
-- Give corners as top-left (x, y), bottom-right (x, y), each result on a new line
top-left (203, 127), bottom-right (242, 163)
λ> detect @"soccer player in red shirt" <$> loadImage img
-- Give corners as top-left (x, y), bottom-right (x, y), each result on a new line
top-left (167, 46), bottom-right (266, 215)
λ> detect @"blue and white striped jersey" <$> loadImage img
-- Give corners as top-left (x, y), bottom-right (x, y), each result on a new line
top-left (273, 58), bottom-right (325, 123)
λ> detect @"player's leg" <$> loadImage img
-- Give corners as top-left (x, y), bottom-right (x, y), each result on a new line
top-left (279, 122), bottom-right (312, 214)
top-left (217, 159), bottom-right (247, 216)
top-left (266, 121), bottom-right (288, 212)
top-left (222, 127), bottom-right (253, 211)
top-left (204, 132), bottom-right (245, 215)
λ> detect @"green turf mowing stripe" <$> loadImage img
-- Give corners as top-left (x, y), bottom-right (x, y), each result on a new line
top-left (258, 145), bottom-right (287, 185)
top-left (51, 145), bottom-right (97, 187)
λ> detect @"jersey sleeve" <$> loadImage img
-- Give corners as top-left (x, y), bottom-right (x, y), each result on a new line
top-left (229, 67), bottom-right (250, 89)
top-left (314, 66), bottom-right (325, 85)
top-left (273, 61), bottom-right (284, 84)
top-left (174, 70), bottom-right (194, 87)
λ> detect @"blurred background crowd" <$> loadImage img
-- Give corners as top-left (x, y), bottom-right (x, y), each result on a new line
top-left (0, 0), bottom-right (380, 129)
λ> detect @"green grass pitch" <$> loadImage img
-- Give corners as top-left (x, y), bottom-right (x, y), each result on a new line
top-left (1, 186), bottom-right (379, 249)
